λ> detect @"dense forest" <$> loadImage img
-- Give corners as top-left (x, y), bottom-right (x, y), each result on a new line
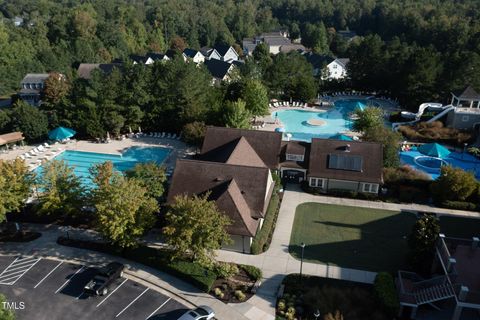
top-left (1, 0), bottom-right (480, 137)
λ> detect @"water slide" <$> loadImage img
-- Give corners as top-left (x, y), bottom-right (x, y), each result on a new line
top-left (392, 103), bottom-right (453, 130)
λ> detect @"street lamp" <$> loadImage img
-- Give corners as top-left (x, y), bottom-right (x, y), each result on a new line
top-left (314, 309), bottom-right (321, 320)
top-left (300, 242), bottom-right (306, 287)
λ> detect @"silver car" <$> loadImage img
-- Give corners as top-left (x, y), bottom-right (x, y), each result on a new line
top-left (177, 305), bottom-right (215, 320)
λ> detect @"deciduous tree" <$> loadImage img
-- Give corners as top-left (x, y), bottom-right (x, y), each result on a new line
top-left (0, 159), bottom-right (33, 222)
top-left (242, 79), bottom-right (269, 119)
top-left (163, 194), bottom-right (231, 267)
top-left (10, 101), bottom-right (49, 142)
top-left (408, 215), bottom-right (440, 274)
top-left (125, 162), bottom-right (167, 199)
top-left (222, 99), bottom-right (251, 129)
top-left (352, 107), bottom-right (384, 132)
top-left (431, 166), bottom-right (478, 203)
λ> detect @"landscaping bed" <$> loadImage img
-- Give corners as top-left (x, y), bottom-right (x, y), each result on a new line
top-left (0, 230), bottom-right (42, 242)
top-left (251, 192), bottom-right (281, 254)
top-left (277, 274), bottom-right (390, 320)
top-left (209, 264), bottom-right (262, 303)
top-left (398, 121), bottom-right (472, 144)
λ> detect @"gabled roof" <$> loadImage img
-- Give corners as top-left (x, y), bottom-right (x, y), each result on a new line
top-left (129, 54), bottom-right (149, 64)
top-left (303, 52), bottom-right (335, 70)
top-left (308, 139), bottom-right (383, 183)
top-left (147, 52), bottom-right (169, 61)
top-left (452, 85), bottom-right (480, 101)
top-left (280, 141), bottom-right (310, 170)
top-left (200, 127), bottom-right (282, 168)
top-left (335, 58), bottom-right (350, 68)
top-left (214, 44), bottom-right (236, 57)
top-left (204, 59), bottom-right (232, 80)
top-left (167, 159), bottom-right (272, 221)
top-left (183, 48), bottom-right (201, 58)
top-left (20, 74), bottom-right (50, 84)
top-left (77, 63), bottom-right (122, 79)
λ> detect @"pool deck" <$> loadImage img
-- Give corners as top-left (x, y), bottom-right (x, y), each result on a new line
top-left (0, 135), bottom-right (193, 172)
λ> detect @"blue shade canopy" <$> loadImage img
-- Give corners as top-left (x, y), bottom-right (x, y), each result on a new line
top-left (275, 127), bottom-right (286, 132)
top-left (328, 134), bottom-right (353, 141)
top-left (48, 127), bottom-right (76, 141)
top-left (418, 143), bottom-right (451, 158)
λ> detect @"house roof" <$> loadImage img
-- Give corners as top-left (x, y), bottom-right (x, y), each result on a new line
top-left (280, 141), bottom-right (310, 170)
top-left (20, 74), bottom-right (50, 84)
top-left (200, 127), bottom-right (283, 168)
top-left (279, 44), bottom-right (306, 53)
top-left (263, 36), bottom-right (291, 46)
top-left (77, 63), bottom-right (122, 79)
top-left (147, 52), bottom-right (169, 61)
top-left (167, 159), bottom-right (273, 221)
top-left (183, 48), bottom-right (200, 58)
top-left (308, 139), bottom-right (383, 183)
top-left (337, 30), bottom-right (357, 40)
top-left (335, 58), bottom-right (350, 68)
top-left (204, 59), bottom-right (232, 80)
top-left (0, 132), bottom-right (24, 146)
top-left (129, 54), bottom-right (149, 64)
top-left (214, 44), bottom-right (234, 57)
top-left (452, 85), bottom-right (480, 101)
top-left (303, 52), bottom-right (335, 70)
top-left (285, 141), bottom-right (306, 155)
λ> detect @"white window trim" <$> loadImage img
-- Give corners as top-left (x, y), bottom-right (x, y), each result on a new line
top-left (309, 177), bottom-right (324, 188)
top-left (363, 183), bottom-right (378, 193)
top-left (286, 154), bottom-right (304, 161)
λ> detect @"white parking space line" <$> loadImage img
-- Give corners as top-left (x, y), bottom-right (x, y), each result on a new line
top-left (54, 266), bottom-right (85, 294)
top-left (76, 292), bottom-right (85, 300)
top-left (115, 287), bottom-right (149, 318)
top-left (34, 261), bottom-right (64, 288)
top-left (0, 256), bottom-right (41, 285)
top-left (145, 297), bottom-right (171, 320)
top-left (96, 278), bottom-right (128, 308)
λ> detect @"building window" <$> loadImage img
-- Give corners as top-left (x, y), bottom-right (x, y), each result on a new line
top-left (309, 178), bottom-right (324, 188)
top-left (286, 154), bottom-right (304, 162)
top-left (462, 115), bottom-right (469, 122)
top-left (332, 64), bottom-right (337, 69)
top-left (363, 183), bottom-right (378, 193)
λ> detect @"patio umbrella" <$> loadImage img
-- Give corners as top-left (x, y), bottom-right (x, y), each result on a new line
top-left (48, 126), bottom-right (76, 141)
top-left (275, 127), bottom-right (286, 133)
top-left (329, 134), bottom-right (353, 141)
top-left (418, 143), bottom-right (451, 158)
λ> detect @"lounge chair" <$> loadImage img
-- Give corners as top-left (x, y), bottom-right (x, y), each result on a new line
top-left (171, 134), bottom-right (177, 139)
top-left (166, 133), bottom-right (172, 138)
top-left (176, 134), bottom-right (181, 140)
top-left (161, 132), bottom-right (165, 137)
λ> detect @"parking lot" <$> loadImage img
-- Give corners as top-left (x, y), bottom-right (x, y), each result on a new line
top-left (0, 255), bottom-right (189, 320)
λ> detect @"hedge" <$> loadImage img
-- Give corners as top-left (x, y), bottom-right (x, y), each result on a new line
top-left (240, 264), bottom-right (262, 281)
top-left (57, 237), bottom-right (217, 292)
top-left (373, 272), bottom-right (399, 317)
top-left (441, 200), bottom-right (477, 211)
top-left (251, 193), bottom-right (280, 254)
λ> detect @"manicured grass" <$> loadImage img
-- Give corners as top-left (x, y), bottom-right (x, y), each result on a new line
top-left (439, 216), bottom-right (480, 239)
top-left (289, 203), bottom-right (417, 272)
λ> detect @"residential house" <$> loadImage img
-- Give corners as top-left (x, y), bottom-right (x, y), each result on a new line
top-left (147, 52), bottom-right (170, 62)
top-left (307, 139), bottom-right (383, 193)
top-left (446, 85), bottom-right (480, 130)
top-left (200, 47), bottom-right (222, 61)
top-left (129, 54), bottom-right (154, 65)
top-left (243, 31), bottom-right (292, 55)
top-left (13, 16), bottom-right (24, 27)
top-left (303, 52), bottom-right (349, 80)
top-left (19, 73), bottom-right (65, 106)
top-left (183, 48), bottom-right (205, 64)
top-left (167, 127), bottom-right (282, 253)
top-left (213, 45), bottom-right (239, 62)
top-left (76, 63), bottom-right (122, 80)
top-left (336, 30), bottom-right (358, 42)
top-left (279, 44), bottom-right (306, 54)
top-left (204, 59), bottom-right (235, 85)
top-left (397, 234), bottom-right (480, 320)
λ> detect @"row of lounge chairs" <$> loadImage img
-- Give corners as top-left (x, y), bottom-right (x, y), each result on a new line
top-left (148, 132), bottom-right (182, 140)
top-left (270, 101), bottom-right (307, 108)
top-left (17, 142), bottom-right (65, 169)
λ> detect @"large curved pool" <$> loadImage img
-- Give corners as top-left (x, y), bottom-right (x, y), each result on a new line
top-left (273, 100), bottom-right (366, 141)
top-left (414, 156), bottom-right (448, 172)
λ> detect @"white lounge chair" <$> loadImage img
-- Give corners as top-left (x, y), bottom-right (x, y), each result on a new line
top-left (166, 133), bottom-right (172, 138)
top-left (161, 132), bottom-right (165, 137)
top-left (171, 134), bottom-right (177, 139)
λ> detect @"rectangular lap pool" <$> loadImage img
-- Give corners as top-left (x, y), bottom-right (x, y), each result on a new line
top-left (35, 146), bottom-right (171, 187)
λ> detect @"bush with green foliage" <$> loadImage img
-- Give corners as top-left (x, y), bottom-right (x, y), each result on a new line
top-left (234, 290), bottom-right (246, 301)
top-left (352, 107), bottom-right (384, 132)
top-left (0, 159), bottom-right (33, 223)
top-left (408, 215), bottom-right (440, 274)
top-left (214, 262), bottom-right (239, 279)
top-left (431, 166), bottom-right (478, 204)
top-left (240, 264), bottom-right (262, 281)
top-left (251, 193), bottom-right (280, 254)
top-left (182, 121), bottom-right (207, 146)
top-left (441, 200), bottom-right (477, 211)
top-left (373, 272), bottom-right (400, 317)
top-left (0, 294), bottom-right (15, 320)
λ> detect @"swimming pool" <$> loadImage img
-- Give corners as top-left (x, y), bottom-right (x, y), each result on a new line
top-left (273, 99), bottom-right (367, 141)
top-left (35, 146), bottom-right (171, 187)
top-left (400, 148), bottom-right (480, 180)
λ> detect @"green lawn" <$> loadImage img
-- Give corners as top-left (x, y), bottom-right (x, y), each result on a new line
top-left (289, 203), bottom-right (417, 273)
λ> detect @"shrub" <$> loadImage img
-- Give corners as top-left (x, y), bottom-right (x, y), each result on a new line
top-left (214, 262), bottom-right (239, 279)
top-left (277, 299), bottom-right (286, 312)
top-left (251, 193), bottom-right (280, 254)
top-left (398, 121), bottom-right (472, 143)
top-left (214, 287), bottom-right (224, 298)
top-left (235, 290), bottom-right (246, 301)
top-left (431, 166), bottom-right (478, 203)
top-left (373, 272), bottom-right (399, 317)
top-left (182, 121), bottom-right (206, 146)
top-left (441, 200), bottom-right (477, 211)
top-left (240, 264), bottom-right (262, 281)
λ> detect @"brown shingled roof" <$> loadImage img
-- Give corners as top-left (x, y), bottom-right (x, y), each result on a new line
top-left (0, 132), bottom-right (24, 146)
top-left (452, 85), bottom-right (480, 100)
top-left (200, 127), bottom-right (282, 168)
top-left (308, 139), bottom-right (383, 183)
top-left (167, 159), bottom-right (273, 221)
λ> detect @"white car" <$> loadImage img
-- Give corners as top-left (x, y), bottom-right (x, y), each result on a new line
top-left (177, 305), bottom-right (215, 320)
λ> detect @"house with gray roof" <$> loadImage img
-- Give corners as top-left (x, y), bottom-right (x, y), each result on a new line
top-left (183, 48), bottom-right (205, 64)
top-left (19, 73), bottom-right (65, 106)
top-left (77, 63), bottom-right (122, 80)
top-left (303, 52), bottom-right (350, 80)
top-left (446, 85), bottom-right (480, 130)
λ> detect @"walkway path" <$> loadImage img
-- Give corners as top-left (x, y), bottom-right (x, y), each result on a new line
top-left (217, 184), bottom-right (480, 319)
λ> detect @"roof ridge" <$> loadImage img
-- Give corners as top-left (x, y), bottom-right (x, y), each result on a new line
top-left (177, 158), bottom-right (270, 171)
top-left (226, 137), bottom-right (267, 168)
top-left (225, 179), bottom-right (256, 236)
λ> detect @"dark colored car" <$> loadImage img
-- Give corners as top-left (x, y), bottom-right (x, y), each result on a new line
top-left (83, 262), bottom-right (124, 296)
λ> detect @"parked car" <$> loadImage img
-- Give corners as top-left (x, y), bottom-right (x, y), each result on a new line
top-left (83, 262), bottom-right (124, 296)
top-left (177, 306), bottom-right (215, 320)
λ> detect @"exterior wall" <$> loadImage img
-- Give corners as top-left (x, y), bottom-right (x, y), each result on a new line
top-left (222, 48), bottom-right (239, 62)
top-left (327, 179), bottom-right (359, 191)
top-left (222, 235), bottom-right (252, 253)
top-left (209, 50), bottom-right (222, 61)
top-left (268, 45), bottom-right (281, 55)
top-left (325, 61), bottom-right (347, 80)
top-left (265, 170), bottom-right (274, 203)
top-left (309, 177), bottom-right (379, 194)
top-left (449, 111), bottom-right (480, 130)
top-left (281, 168), bottom-right (306, 182)
top-left (193, 53), bottom-right (205, 64)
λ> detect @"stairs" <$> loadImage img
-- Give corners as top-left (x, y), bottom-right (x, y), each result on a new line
top-left (413, 283), bottom-right (456, 305)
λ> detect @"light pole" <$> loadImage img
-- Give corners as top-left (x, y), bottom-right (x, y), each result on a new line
top-left (314, 309), bottom-right (321, 320)
top-left (300, 242), bottom-right (306, 287)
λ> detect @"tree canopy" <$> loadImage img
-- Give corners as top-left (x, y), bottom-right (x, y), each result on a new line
top-left (0, 159), bottom-right (32, 222)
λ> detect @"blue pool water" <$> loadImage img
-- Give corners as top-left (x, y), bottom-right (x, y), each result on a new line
top-left (273, 100), bottom-right (366, 141)
top-left (35, 147), bottom-right (171, 188)
top-left (400, 148), bottom-right (480, 180)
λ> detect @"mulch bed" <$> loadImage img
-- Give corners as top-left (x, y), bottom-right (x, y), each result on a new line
top-left (0, 231), bottom-right (42, 242)
top-left (209, 268), bottom-right (255, 303)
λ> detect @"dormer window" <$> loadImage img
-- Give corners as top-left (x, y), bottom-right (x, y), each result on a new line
top-left (286, 153), bottom-right (304, 162)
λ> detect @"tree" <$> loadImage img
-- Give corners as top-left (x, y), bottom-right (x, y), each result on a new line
top-left (10, 101), bottom-right (49, 142)
top-left (242, 79), bottom-right (269, 119)
top-left (0, 159), bottom-right (33, 222)
top-left (182, 121), bottom-right (207, 146)
top-left (125, 162), bottom-right (167, 199)
top-left (43, 72), bottom-right (70, 106)
top-left (408, 215), bottom-right (440, 274)
top-left (301, 22), bottom-right (329, 54)
top-left (0, 294), bottom-right (15, 320)
top-left (170, 36), bottom-right (187, 52)
top-left (163, 194), bottom-right (231, 267)
top-left (36, 160), bottom-right (85, 217)
top-left (222, 99), bottom-right (251, 129)
top-left (363, 126), bottom-right (402, 167)
top-left (430, 166), bottom-right (478, 203)
top-left (352, 107), bottom-right (384, 132)
top-left (90, 162), bottom-right (158, 248)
